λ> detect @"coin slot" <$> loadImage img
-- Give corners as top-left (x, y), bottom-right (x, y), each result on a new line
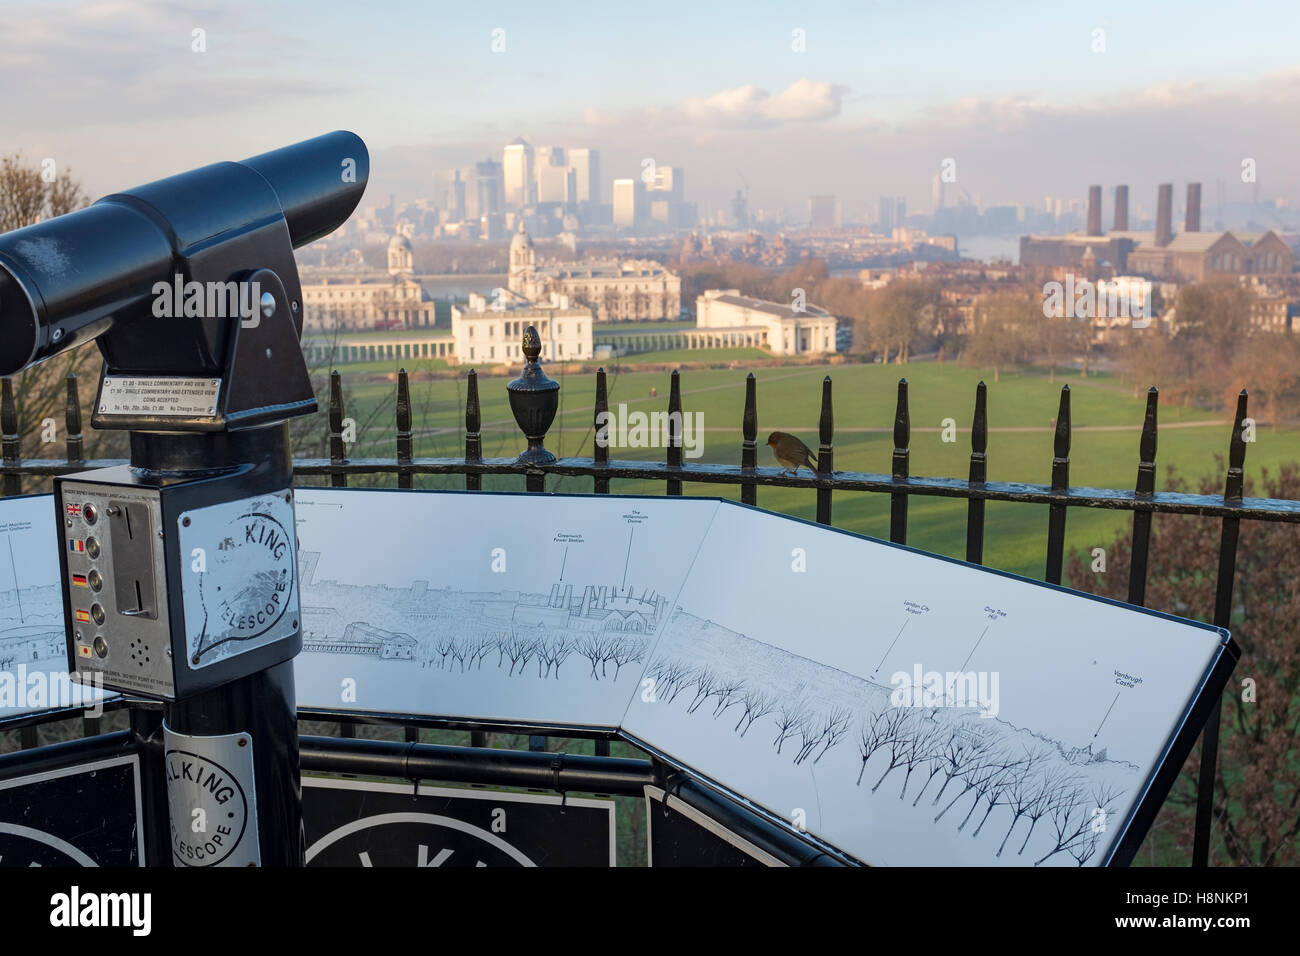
top-left (109, 500), bottom-right (157, 620)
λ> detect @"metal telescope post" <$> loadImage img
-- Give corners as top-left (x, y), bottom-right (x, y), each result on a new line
top-left (0, 131), bottom-right (369, 866)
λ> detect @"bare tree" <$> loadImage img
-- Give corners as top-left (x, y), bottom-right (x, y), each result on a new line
top-left (812, 706), bottom-right (853, 764)
top-left (433, 635), bottom-right (455, 670)
top-left (686, 667), bottom-right (719, 715)
top-left (896, 723), bottom-right (943, 801)
top-left (1016, 767), bottom-right (1082, 858)
top-left (1034, 785), bottom-right (1092, 867)
top-left (994, 749), bottom-right (1053, 857)
top-left (857, 708), bottom-right (910, 786)
top-left (1066, 782), bottom-right (1123, 866)
top-left (929, 736), bottom-right (990, 808)
top-left (706, 676), bottom-right (745, 720)
top-left (773, 693), bottom-right (812, 755)
top-left (578, 633), bottom-right (615, 678)
top-left (608, 636), bottom-right (645, 680)
top-left (540, 633), bottom-right (576, 679)
top-left (734, 688), bottom-right (776, 737)
top-left (871, 710), bottom-right (922, 794)
top-left (933, 745), bottom-right (1005, 823)
top-left (970, 754), bottom-right (1032, 838)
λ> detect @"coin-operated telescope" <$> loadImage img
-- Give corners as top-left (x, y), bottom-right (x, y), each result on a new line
top-left (0, 132), bottom-right (369, 866)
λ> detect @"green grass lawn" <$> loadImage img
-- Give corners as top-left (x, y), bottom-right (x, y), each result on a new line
top-left (321, 360), bottom-right (1298, 581)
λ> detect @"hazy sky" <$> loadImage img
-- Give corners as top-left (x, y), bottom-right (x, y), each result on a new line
top-left (6, 0), bottom-right (1300, 217)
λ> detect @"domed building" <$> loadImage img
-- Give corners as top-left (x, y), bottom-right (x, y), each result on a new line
top-left (506, 224), bottom-right (681, 322)
top-left (387, 233), bottom-right (414, 277)
top-left (300, 231), bottom-right (435, 335)
top-left (507, 220), bottom-right (535, 289)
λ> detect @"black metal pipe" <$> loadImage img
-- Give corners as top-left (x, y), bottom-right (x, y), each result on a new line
top-left (663, 775), bottom-right (851, 866)
top-left (11, 452), bottom-right (1300, 523)
top-left (0, 728), bottom-right (132, 778)
top-left (129, 704), bottom-right (170, 866)
top-left (299, 734), bottom-right (654, 796)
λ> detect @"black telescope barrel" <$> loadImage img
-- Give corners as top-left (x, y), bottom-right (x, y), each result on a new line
top-left (0, 202), bottom-right (173, 377)
top-left (239, 130), bottom-right (370, 246)
top-left (0, 131), bottom-right (369, 377)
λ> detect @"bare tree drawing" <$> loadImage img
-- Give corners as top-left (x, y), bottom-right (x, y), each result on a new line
top-left (969, 756), bottom-right (1030, 838)
top-left (609, 636), bottom-right (645, 680)
top-left (812, 706), bottom-right (853, 764)
top-left (1033, 778), bottom-right (1121, 867)
top-left (734, 689), bottom-right (776, 737)
top-left (896, 724), bottom-right (943, 801)
top-left (773, 694), bottom-right (812, 755)
top-left (433, 635), bottom-right (455, 670)
top-left (578, 634), bottom-right (615, 679)
top-left (706, 676), bottom-right (745, 720)
top-left (929, 736), bottom-right (991, 809)
top-left (857, 708), bottom-right (909, 786)
top-left (1066, 782), bottom-right (1123, 867)
top-left (539, 633), bottom-right (576, 678)
top-left (1013, 767), bottom-right (1081, 858)
top-left (872, 710), bottom-right (922, 794)
top-left (934, 745), bottom-right (1004, 823)
top-left (687, 667), bottom-right (720, 715)
top-left (994, 750), bottom-right (1054, 856)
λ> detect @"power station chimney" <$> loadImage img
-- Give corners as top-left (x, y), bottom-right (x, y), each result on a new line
top-left (1156, 183), bottom-right (1173, 247)
top-left (1087, 185), bottom-right (1102, 235)
top-left (1185, 182), bottom-right (1202, 232)
top-left (1113, 185), bottom-right (1129, 231)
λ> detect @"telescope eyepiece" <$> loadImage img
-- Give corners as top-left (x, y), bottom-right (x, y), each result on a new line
top-left (0, 261), bottom-right (39, 376)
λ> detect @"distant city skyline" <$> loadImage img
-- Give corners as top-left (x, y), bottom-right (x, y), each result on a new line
top-left (7, 0), bottom-right (1300, 221)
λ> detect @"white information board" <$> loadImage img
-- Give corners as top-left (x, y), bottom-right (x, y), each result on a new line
top-left (293, 489), bottom-right (719, 728)
top-left (292, 488), bottom-right (1232, 867)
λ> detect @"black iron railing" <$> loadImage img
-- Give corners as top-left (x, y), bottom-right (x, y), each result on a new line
top-left (3, 347), bottom-right (1298, 867)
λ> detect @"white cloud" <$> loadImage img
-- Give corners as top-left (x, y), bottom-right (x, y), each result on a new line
top-left (680, 78), bottom-right (848, 127)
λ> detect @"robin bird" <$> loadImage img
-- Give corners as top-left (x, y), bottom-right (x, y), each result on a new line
top-left (767, 431), bottom-right (818, 475)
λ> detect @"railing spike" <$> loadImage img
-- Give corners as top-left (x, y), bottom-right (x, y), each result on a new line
top-left (396, 368), bottom-right (412, 489)
top-left (65, 372), bottom-right (83, 464)
top-left (890, 378), bottom-right (910, 543)
top-left (1127, 386), bottom-right (1160, 607)
top-left (667, 369), bottom-right (682, 496)
top-left (966, 380), bottom-right (988, 564)
top-left (328, 370), bottom-right (347, 488)
top-left (741, 373), bottom-right (757, 505)
top-left (594, 368), bottom-right (610, 495)
top-left (816, 376), bottom-right (834, 525)
top-left (1045, 384), bottom-right (1072, 583)
top-left (465, 369), bottom-right (482, 492)
top-left (1225, 390), bottom-right (1248, 501)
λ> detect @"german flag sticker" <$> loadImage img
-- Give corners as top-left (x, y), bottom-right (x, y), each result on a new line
top-left (72, 574), bottom-right (88, 588)
top-left (74, 609), bottom-right (90, 623)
